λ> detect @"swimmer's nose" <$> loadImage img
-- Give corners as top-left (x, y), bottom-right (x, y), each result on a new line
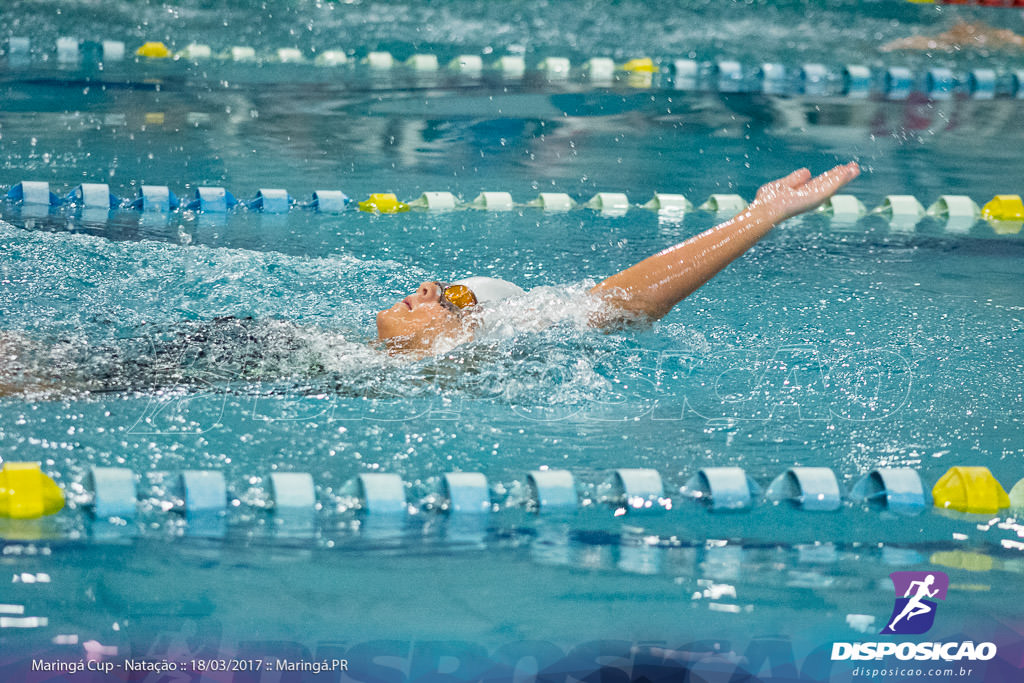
top-left (409, 281), bottom-right (440, 306)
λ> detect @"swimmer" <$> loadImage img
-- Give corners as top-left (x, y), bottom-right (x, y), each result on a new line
top-left (375, 162), bottom-right (860, 355)
top-left (0, 163), bottom-right (859, 396)
top-left (881, 19), bottom-right (1024, 52)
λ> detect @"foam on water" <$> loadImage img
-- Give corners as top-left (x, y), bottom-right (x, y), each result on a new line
top-left (2, 218), bottom-right (709, 408)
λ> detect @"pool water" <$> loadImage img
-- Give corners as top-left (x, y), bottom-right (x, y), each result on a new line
top-left (2, 1), bottom-right (1024, 681)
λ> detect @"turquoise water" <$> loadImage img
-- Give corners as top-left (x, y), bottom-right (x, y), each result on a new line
top-left (3, 1), bottom-right (1024, 680)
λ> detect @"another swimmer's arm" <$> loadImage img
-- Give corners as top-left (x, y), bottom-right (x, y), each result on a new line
top-left (587, 163), bottom-right (860, 326)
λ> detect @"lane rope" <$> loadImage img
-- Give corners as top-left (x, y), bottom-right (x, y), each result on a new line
top-left (5, 36), bottom-right (1024, 100)
top-left (4, 181), bottom-right (1024, 233)
top-left (3, 460), bottom-right (1020, 520)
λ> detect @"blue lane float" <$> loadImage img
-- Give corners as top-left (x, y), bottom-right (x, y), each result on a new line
top-left (57, 36), bottom-right (80, 65)
top-left (65, 183), bottom-right (120, 210)
top-left (715, 60), bottom-right (744, 92)
top-left (885, 66), bottom-right (914, 100)
top-left (799, 63), bottom-right (828, 96)
top-left (6, 37), bottom-right (31, 65)
top-left (849, 467), bottom-right (927, 515)
top-left (179, 470), bottom-right (227, 514)
top-left (247, 188), bottom-right (292, 214)
top-left (680, 467), bottom-right (762, 511)
top-left (610, 468), bottom-right (664, 510)
top-left (766, 467), bottom-right (843, 511)
top-left (6, 181), bottom-right (61, 206)
top-left (101, 40), bottom-right (125, 63)
top-left (842, 64), bottom-right (872, 97)
top-left (268, 472), bottom-right (316, 510)
top-left (310, 190), bottom-right (350, 213)
top-left (969, 68), bottom-right (997, 100)
top-left (177, 470), bottom-right (228, 537)
top-left (526, 469), bottom-right (578, 511)
top-left (670, 59), bottom-right (699, 88)
top-left (186, 187), bottom-right (238, 213)
top-left (441, 472), bottom-right (490, 514)
top-left (759, 63), bottom-right (787, 95)
top-left (128, 185), bottom-right (180, 212)
top-left (355, 473), bottom-right (407, 515)
top-left (268, 471), bottom-right (317, 536)
top-left (85, 466), bottom-right (137, 519)
top-left (926, 67), bottom-right (955, 99)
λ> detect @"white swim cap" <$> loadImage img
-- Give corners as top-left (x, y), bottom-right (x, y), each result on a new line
top-left (453, 276), bottom-right (524, 305)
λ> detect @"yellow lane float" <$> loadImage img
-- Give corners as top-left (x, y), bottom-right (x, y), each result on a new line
top-left (932, 466), bottom-right (1009, 515)
top-left (358, 193), bottom-right (409, 213)
top-left (136, 41), bottom-right (171, 59)
top-left (981, 194), bottom-right (1024, 235)
top-left (0, 462), bottom-right (65, 519)
top-left (620, 57), bottom-right (658, 73)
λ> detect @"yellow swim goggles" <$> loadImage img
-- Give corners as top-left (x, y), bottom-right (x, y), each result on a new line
top-left (435, 281), bottom-right (478, 313)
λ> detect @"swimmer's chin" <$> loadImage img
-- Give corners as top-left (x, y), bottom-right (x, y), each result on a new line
top-left (375, 329), bottom-right (476, 359)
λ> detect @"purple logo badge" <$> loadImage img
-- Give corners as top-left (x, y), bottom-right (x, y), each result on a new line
top-left (880, 571), bottom-right (949, 635)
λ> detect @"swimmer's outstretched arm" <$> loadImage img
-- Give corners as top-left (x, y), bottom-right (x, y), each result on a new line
top-left (588, 162), bottom-right (860, 325)
top-left (881, 20), bottom-right (1024, 52)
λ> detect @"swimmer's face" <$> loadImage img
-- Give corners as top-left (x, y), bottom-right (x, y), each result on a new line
top-left (376, 281), bottom-right (470, 353)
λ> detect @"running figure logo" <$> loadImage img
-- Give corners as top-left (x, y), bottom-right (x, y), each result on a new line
top-left (881, 571), bottom-right (949, 635)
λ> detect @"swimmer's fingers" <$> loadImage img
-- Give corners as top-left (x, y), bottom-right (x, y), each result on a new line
top-left (768, 162), bottom-right (860, 220)
top-left (754, 168), bottom-right (809, 205)
top-left (800, 162), bottom-right (860, 200)
top-left (779, 168), bottom-right (811, 190)
top-left (754, 163), bottom-right (859, 221)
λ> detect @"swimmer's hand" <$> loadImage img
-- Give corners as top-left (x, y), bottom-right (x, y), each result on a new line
top-left (751, 162), bottom-right (860, 224)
